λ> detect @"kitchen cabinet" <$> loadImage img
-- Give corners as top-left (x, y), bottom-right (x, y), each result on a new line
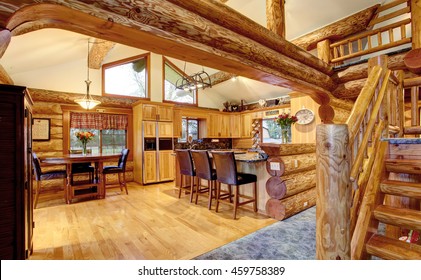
top-left (207, 113), bottom-right (230, 138)
top-left (143, 151), bottom-right (157, 184)
top-left (173, 109), bottom-right (182, 138)
top-left (158, 122), bottom-right (173, 138)
top-left (230, 114), bottom-right (241, 138)
top-left (0, 85), bottom-right (33, 259)
top-left (241, 113), bottom-right (253, 138)
top-left (143, 121), bottom-right (156, 137)
top-left (159, 151), bottom-right (175, 181)
top-left (142, 104), bottom-right (173, 121)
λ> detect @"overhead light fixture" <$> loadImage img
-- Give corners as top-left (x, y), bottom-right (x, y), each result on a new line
top-left (74, 39), bottom-right (101, 110)
top-left (175, 62), bottom-right (212, 92)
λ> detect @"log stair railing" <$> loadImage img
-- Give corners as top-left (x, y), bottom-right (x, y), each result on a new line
top-left (330, 0), bottom-right (411, 64)
top-left (354, 139), bottom-right (421, 260)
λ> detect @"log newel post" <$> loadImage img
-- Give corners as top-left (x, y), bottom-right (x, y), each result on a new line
top-left (316, 124), bottom-right (352, 260)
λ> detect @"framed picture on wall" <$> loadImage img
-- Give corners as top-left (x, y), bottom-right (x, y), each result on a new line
top-left (33, 118), bottom-right (50, 141)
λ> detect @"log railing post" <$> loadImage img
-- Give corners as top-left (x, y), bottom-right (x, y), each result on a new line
top-left (316, 124), bottom-right (352, 260)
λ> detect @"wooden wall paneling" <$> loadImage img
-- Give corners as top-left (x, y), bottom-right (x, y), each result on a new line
top-left (289, 92), bottom-right (321, 143)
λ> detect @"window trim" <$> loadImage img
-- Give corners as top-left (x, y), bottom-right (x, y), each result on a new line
top-left (162, 57), bottom-right (198, 106)
top-left (102, 53), bottom-right (151, 100)
top-left (62, 105), bottom-right (133, 160)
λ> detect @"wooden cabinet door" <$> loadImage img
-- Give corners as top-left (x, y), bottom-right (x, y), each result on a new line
top-left (220, 114), bottom-right (230, 137)
top-left (143, 121), bottom-right (156, 137)
top-left (159, 151), bottom-right (175, 181)
top-left (173, 109), bottom-right (182, 138)
top-left (207, 113), bottom-right (220, 138)
top-left (143, 151), bottom-right (157, 184)
top-left (230, 114), bottom-right (241, 138)
top-left (241, 113), bottom-right (252, 138)
top-left (142, 104), bottom-right (157, 120)
top-left (158, 122), bottom-right (173, 137)
top-left (158, 105), bottom-right (173, 121)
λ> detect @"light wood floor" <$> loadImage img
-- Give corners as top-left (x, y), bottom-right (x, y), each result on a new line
top-left (30, 181), bottom-right (276, 260)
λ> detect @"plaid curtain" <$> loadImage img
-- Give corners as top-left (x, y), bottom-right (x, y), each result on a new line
top-left (70, 112), bottom-right (128, 130)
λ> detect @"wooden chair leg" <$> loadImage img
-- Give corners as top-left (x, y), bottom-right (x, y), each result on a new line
top-left (189, 175), bottom-right (195, 203)
top-left (123, 172), bottom-right (128, 195)
top-left (233, 185), bottom-right (239, 220)
top-left (253, 182), bottom-right (257, 212)
top-left (103, 173), bottom-right (107, 198)
top-left (195, 176), bottom-right (200, 204)
top-left (207, 180), bottom-right (212, 210)
top-left (118, 172), bottom-right (123, 191)
top-left (34, 180), bottom-right (41, 209)
top-left (215, 181), bottom-right (220, 213)
top-left (178, 174), bottom-right (183, 199)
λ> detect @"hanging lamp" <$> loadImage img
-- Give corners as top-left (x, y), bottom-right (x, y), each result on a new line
top-left (74, 39), bottom-right (101, 110)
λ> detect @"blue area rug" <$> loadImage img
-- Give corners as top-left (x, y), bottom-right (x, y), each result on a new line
top-left (194, 206), bottom-right (316, 260)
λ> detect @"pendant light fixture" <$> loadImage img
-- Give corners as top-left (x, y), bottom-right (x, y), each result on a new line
top-left (74, 39), bottom-right (101, 110)
top-left (175, 62), bottom-right (212, 92)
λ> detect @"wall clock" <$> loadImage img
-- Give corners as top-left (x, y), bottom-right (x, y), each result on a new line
top-left (295, 108), bottom-right (315, 125)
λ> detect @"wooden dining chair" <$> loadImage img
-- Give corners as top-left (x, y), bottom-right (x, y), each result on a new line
top-left (102, 148), bottom-right (130, 195)
top-left (175, 149), bottom-right (196, 202)
top-left (31, 152), bottom-right (67, 208)
top-left (190, 150), bottom-right (216, 209)
top-left (211, 151), bottom-right (257, 219)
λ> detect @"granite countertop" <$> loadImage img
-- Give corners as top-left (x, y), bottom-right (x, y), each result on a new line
top-left (384, 138), bottom-right (421, 144)
top-left (172, 149), bottom-right (267, 163)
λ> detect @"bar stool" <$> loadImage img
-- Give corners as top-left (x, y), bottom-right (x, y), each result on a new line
top-left (175, 149), bottom-right (196, 202)
top-left (190, 150), bottom-right (217, 210)
top-left (211, 151), bottom-right (257, 219)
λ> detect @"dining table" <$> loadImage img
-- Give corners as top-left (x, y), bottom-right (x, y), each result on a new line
top-left (40, 153), bottom-right (121, 204)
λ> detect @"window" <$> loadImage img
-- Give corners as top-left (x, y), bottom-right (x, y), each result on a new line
top-left (179, 118), bottom-right (199, 142)
top-left (262, 119), bottom-right (283, 144)
top-left (69, 112), bottom-right (128, 154)
top-left (102, 53), bottom-right (149, 98)
top-left (163, 58), bottom-right (197, 105)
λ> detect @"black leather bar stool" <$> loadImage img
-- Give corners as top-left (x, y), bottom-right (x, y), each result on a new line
top-left (32, 152), bottom-right (67, 208)
top-left (190, 150), bottom-right (217, 210)
top-left (175, 149), bottom-right (196, 202)
top-left (211, 151), bottom-right (257, 219)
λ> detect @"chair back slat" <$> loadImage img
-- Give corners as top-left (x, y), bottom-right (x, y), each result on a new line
top-left (31, 152), bottom-right (42, 181)
top-left (118, 148), bottom-right (130, 170)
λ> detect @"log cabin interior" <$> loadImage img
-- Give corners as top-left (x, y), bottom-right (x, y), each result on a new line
top-left (1, 0), bottom-right (421, 263)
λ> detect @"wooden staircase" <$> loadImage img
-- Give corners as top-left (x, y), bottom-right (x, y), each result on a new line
top-left (363, 139), bottom-right (421, 260)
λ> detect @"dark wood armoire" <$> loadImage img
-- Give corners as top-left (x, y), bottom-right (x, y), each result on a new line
top-left (0, 84), bottom-right (33, 259)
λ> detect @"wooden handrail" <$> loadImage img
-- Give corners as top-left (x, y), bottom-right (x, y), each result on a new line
top-left (351, 141), bottom-right (388, 260)
top-left (350, 120), bottom-right (385, 235)
top-left (346, 66), bottom-right (383, 144)
top-left (349, 70), bottom-right (391, 182)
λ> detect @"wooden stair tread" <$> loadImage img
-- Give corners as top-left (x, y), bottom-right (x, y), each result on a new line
top-left (366, 234), bottom-right (421, 260)
top-left (374, 205), bottom-right (421, 231)
top-left (380, 179), bottom-right (421, 199)
top-left (385, 158), bottom-right (421, 174)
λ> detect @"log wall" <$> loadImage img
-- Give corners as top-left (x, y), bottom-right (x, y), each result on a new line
top-left (261, 143), bottom-right (316, 220)
top-left (30, 89), bottom-right (134, 205)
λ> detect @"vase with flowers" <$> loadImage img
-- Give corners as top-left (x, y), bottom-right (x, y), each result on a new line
top-left (275, 112), bottom-right (298, 143)
top-left (75, 131), bottom-right (95, 155)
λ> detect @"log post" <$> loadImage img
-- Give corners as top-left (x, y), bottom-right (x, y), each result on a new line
top-left (266, 0), bottom-right (285, 38)
top-left (316, 124), bottom-right (352, 260)
top-left (317, 39), bottom-right (331, 64)
top-left (411, 0), bottom-right (421, 49)
top-left (368, 55), bottom-right (389, 138)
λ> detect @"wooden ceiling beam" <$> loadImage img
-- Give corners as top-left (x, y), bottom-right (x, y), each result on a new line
top-left (266, 0), bottom-right (285, 38)
top-left (0, 29), bottom-right (11, 58)
top-left (88, 39), bottom-right (115, 69)
top-left (291, 4), bottom-right (379, 51)
top-left (0, 64), bottom-right (14, 84)
top-left (1, 0), bottom-right (335, 105)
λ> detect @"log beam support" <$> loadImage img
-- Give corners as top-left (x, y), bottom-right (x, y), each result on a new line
top-left (316, 124), bottom-right (352, 260)
top-left (266, 0), bottom-right (285, 38)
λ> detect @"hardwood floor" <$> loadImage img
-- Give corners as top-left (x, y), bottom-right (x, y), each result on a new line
top-left (30, 181), bottom-right (276, 260)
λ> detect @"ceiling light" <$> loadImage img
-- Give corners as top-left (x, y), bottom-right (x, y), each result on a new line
top-left (74, 39), bottom-right (101, 110)
top-left (175, 63), bottom-right (212, 92)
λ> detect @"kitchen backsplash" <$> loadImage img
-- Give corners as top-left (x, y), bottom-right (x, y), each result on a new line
top-left (174, 138), bottom-right (232, 150)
